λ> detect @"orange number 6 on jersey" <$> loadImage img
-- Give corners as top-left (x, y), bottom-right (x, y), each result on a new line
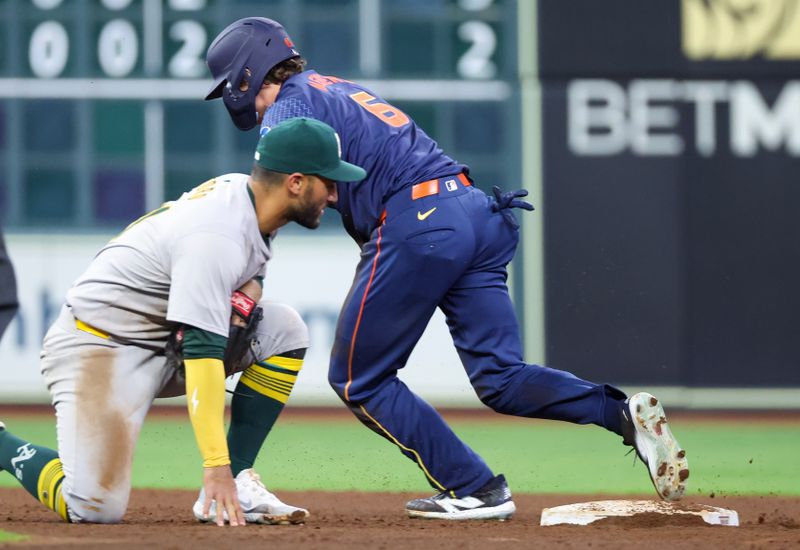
top-left (349, 91), bottom-right (410, 128)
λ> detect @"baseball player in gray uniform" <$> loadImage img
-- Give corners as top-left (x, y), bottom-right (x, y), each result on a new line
top-left (0, 118), bottom-right (366, 526)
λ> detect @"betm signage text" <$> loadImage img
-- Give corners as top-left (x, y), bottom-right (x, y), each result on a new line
top-left (568, 79), bottom-right (800, 157)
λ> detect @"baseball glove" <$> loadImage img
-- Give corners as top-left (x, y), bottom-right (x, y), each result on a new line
top-left (224, 291), bottom-right (263, 375)
top-left (166, 290), bottom-right (263, 377)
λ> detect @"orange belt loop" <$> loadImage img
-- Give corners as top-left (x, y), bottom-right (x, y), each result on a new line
top-left (411, 179), bottom-right (439, 200)
top-left (410, 173), bottom-right (470, 201)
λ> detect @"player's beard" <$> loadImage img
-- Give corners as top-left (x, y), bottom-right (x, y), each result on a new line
top-left (290, 184), bottom-right (324, 229)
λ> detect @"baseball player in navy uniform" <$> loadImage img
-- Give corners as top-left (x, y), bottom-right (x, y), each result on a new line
top-left (0, 118), bottom-right (366, 525)
top-left (204, 18), bottom-right (690, 520)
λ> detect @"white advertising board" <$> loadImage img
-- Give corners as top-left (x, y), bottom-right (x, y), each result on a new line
top-left (0, 232), bottom-right (482, 407)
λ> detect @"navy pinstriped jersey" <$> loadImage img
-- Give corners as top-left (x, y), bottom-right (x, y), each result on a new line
top-left (260, 70), bottom-right (468, 244)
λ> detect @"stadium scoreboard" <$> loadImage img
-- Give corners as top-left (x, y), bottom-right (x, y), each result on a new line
top-left (0, 0), bottom-right (518, 228)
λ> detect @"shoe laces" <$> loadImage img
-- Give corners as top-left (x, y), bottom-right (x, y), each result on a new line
top-left (239, 469), bottom-right (277, 499)
top-left (425, 489), bottom-right (455, 502)
top-left (241, 469), bottom-right (266, 489)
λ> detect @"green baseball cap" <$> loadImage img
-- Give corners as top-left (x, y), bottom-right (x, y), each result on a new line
top-left (254, 117), bottom-right (367, 182)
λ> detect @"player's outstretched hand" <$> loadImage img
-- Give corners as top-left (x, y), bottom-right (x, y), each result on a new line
top-left (491, 185), bottom-right (535, 212)
top-left (203, 465), bottom-right (245, 527)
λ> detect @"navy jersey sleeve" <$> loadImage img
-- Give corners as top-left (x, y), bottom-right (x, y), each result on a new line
top-left (260, 97), bottom-right (315, 136)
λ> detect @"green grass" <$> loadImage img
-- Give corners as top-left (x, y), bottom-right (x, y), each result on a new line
top-left (1, 414), bottom-right (798, 496)
top-left (0, 529), bottom-right (27, 542)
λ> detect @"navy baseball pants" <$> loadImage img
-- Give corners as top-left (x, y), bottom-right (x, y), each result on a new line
top-left (329, 175), bottom-right (627, 497)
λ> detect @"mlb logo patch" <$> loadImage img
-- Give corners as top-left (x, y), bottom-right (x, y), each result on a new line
top-left (445, 179), bottom-right (458, 192)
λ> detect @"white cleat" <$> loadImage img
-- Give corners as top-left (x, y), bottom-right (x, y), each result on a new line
top-left (621, 392), bottom-right (689, 501)
top-left (193, 468), bottom-right (309, 525)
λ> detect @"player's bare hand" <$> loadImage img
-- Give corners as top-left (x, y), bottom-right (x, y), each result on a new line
top-left (202, 465), bottom-right (245, 527)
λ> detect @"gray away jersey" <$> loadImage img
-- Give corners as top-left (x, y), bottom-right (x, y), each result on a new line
top-left (67, 174), bottom-right (273, 347)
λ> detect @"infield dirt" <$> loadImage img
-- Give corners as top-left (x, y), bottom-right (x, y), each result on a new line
top-left (1, 488), bottom-right (798, 549)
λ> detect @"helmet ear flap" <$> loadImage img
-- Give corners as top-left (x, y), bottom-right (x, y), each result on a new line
top-left (222, 93), bottom-right (259, 130)
top-left (236, 68), bottom-right (253, 93)
top-left (222, 66), bottom-right (261, 130)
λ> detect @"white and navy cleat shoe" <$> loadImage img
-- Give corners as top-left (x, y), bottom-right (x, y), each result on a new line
top-left (406, 474), bottom-right (516, 520)
top-left (193, 468), bottom-right (309, 525)
top-left (621, 392), bottom-right (689, 501)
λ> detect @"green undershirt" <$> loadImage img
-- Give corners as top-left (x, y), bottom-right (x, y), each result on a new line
top-left (182, 326), bottom-right (227, 360)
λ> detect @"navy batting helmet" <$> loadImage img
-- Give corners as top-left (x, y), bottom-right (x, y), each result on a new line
top-left (205, 17), bottom-right (300, 130)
